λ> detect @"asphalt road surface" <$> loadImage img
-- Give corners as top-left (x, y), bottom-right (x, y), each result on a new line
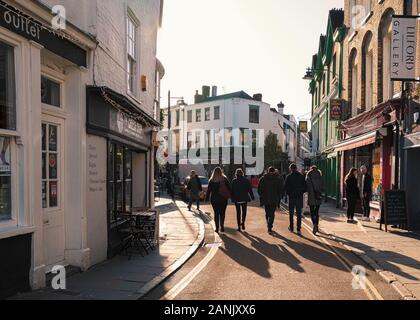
top-left (143, 201), bottom-right (401, 300)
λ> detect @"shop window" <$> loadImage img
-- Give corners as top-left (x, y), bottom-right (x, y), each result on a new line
top-left (0, 41), bottom-right (16, 131)
top-left (41, 76), bottom-right (61, 108)
top-left (108, 143), bottom-right (133, 223)
top-left (0, 136), bottom-right (11, 221)
top-left (42, 123), bottom-right (59, 209)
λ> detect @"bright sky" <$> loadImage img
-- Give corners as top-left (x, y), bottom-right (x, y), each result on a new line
top-left (157, 0), bottom-right (344, 120)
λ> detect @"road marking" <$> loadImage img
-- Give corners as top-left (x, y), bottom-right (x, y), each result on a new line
top-left (300, 220), bottom-right (384, 301)
top-left (161, 231), bottom-right (221, 300)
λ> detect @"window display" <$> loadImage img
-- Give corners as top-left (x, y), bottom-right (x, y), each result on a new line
top-left (0, 136), bottom-right (11, 221)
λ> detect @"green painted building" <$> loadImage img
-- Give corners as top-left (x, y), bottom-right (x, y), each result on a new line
top-left (306, 9), bottom-right (345, 207)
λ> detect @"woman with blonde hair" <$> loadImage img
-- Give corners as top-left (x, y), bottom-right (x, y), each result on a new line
top-left (345, 167), bottom-right (360, 223)
top-left (205, 167), bottom-right (231, 233)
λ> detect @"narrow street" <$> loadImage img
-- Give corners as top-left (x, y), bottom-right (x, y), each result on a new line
top-left (143, 201), bottom-right (401, 300)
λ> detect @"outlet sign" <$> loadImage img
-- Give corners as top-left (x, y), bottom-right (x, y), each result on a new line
top-left (0, 0), bottom-right (87, 67)
top-left (391, 16), bottom-right (418, 81)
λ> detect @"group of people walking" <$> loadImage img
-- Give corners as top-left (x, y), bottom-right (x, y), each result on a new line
top-left (185, 163), bottom-right (372, 235)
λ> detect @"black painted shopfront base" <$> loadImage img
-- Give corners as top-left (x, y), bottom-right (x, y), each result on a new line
top-left (0, 234), bottom-right (31, 299)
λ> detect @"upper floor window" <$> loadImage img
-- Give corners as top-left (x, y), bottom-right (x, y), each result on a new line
top-left (205, 107), bottom-right (210, 121)
top-left (41, 76), bottom-right (61, 108)
top-left (214, 106), bottom-right (220, 120)
top-left (175, 110), bottom-right (180, 127)
top-left (249, 105), bottom-right (260, 124)
top-left (196, 109), bottom-right (201, 122)
top-left (322, 73), bottom-right (326, 96)
top-left (127, 14), bottom-right (138, 94)
top-left (332, 53), bottom-right (337, 80)
top-left (0, 41), bottom-right (16, 131)
top-left (187, 110), bottom-right (193, 123)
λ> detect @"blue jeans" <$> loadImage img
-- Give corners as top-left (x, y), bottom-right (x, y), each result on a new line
top-left (289, 197), bottom-right (303, 231)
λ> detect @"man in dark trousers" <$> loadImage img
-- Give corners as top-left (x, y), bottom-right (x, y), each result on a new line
top-left (285, 163), bottom-right (306, 235)
top-left (258, 167), bottom-right (285, 234)
top-left (360, 165), bottom-right (372, 221)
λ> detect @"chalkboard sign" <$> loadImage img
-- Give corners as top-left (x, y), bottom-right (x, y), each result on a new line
top-left (382, 190), bottom-right (408, 232)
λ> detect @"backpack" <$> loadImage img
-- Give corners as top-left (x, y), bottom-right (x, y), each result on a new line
top-left (219, 180), bottom-right (231, 201)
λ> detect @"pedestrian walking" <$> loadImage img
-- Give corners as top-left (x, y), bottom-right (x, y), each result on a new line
top-left (345, 168), bottom-right (360, 223)
top-left (306, 166), bottom-right (324, 235)
top-left (285, 163), bottom-right (306, 235)
top-left (258, 167), bottom-right (285, 234)
top-left (206, 167), bottom-right (231, 233)
top-left (231, 168), bottom-right (255, 231)
top-left (187, 170), bottom-right (202, 211)
top-left (360, 165), bottom-right (372, 221)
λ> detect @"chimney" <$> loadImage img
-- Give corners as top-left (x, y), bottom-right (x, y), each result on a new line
top-left (253, 94), bottom-right (262, 102)
top-left (277, 102), bottom-right (285, 115)
top-left (211, 86), bottom-right (218, 97)
top-left (202, 86), bottom-right (210, 99)
top-left (194, 90), bottom-right (203, 104)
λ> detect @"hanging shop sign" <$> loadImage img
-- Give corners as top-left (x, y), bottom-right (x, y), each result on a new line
top-left (299, 121), bottom-right (308, 133)
top-left (0, 0), bottom-right (87, 67)
top-left (391, 16), bottom-right (418, 81)
top-left (330, 99), bottom-right (342, 121)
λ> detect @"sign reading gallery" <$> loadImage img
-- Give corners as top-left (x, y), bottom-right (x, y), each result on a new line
top-left (391, 15), bottom-right (418, 81)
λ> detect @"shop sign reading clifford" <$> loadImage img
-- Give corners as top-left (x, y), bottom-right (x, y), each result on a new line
top-left (0, 1), bottom-right (87, 67)
top-left (391, 16), bottom-right (418, 81)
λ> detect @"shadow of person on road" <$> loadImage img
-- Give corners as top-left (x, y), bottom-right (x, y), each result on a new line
top-left (331, 234), bottom-right (420, 282)
top-left (219, 233), bottom-right (272, 278)
top-left (263, 231), bottom-right (349, 272)
top-left (242, 232), bottom-right (305, 273)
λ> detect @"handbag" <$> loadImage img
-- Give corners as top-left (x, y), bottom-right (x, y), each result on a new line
top-left (309, 175), bottom-right (322, 201)
top-left (219, 180), bottom-right (231, 201)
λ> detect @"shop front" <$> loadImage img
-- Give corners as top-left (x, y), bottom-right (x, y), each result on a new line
top-left (336, 99), bottom-right (400, 221)
top-left (86, 86), bottom-right (159, 259)
top-left (403, 132), bottom-right (420, 230)
top-left (0, 0), bottom-right (93, 297)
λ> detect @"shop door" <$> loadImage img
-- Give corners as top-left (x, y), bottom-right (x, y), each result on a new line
top-left (41, 120), bottom-right (65, 269)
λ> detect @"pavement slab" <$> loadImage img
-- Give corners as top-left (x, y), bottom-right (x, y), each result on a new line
top-left (318, 202), bottom-right (420, 299)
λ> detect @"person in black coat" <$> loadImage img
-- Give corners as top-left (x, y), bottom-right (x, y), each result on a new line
top-left (360, 165), bottom-right (372, 221)
top-left (231, 168), bottom-right (255, 231)
top-left (345, 167), bottom-right (360, 223)
top-left (205, 167), bottom-right (231, 233)
top-left (285, 163), bottom-right (307, 234)
top-left (258, 167), bottom-right (285, 234)
top-left (187, 170), bottom-right (202, 211)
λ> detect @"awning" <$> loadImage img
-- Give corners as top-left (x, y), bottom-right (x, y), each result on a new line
top-left (334, 131), bottom-right (376, 152)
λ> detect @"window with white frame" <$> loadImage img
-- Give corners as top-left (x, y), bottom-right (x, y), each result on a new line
top-left (205, 107), bottom-right (210, 121)
top-left (0, 41), bottom-right (16, 131)
top-left (41, 76), bottom-right (61, 108)
top-left (214, 106), bottom-right (220, 120)
top-left (127, 14), bottom-right (137, 94)
top-left (0, 40), bottom-right (16, 223)
top-left (249, 105), bottom-right (260, 124)
top-left (187, 110), bottom-right (193, 123)
top-left (196, 109), bottom-right (201, 122)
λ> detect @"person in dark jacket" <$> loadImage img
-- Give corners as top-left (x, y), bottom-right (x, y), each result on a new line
top-left (187, 170), bottom-right (202, 211)
top-left (306, 166), bottom-right (324, 235)
top-left (205, 167), bottom-right (231, 233)
top-left (231, 168), bottom-right (255, 231)
top-left (258, 167), bottom-right (285, 234)
top-left (360, 165), bottom-right (372, 221)
top-left (345, 168), bottom-right (360, 223)
top-left (285, 163), bottom-right (306, 234)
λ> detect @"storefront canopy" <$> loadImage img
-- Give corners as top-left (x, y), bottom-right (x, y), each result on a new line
top-left (334, 131), bottom-right (376, 152)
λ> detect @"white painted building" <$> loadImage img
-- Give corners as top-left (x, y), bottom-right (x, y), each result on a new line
top-left (162, 87), bottom-right (295, 177)
top-left (0, 0), bottom-right (164, 298)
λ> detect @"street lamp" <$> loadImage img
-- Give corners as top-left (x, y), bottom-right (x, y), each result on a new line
top-left (302, 67), bottom-right (339, 81)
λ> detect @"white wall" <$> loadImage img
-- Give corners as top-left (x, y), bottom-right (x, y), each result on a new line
top-left (86, 135), bottom-right (107, 266)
